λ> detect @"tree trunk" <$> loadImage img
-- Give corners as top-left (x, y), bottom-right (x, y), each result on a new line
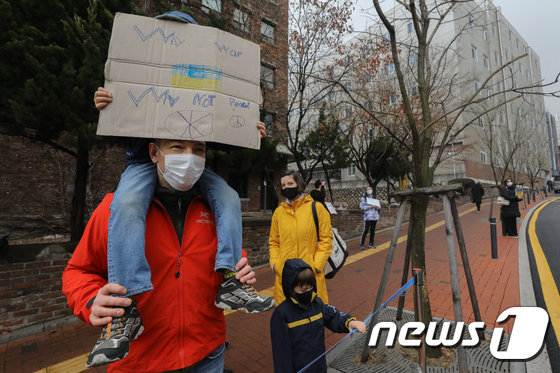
top-left (69, 136), bottom-right (90, 244)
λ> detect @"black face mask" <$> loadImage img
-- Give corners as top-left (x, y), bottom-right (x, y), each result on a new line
top-left (293, 289), bottom-right (314, 305)
top-left (281, 187), bottom-right (299, 200)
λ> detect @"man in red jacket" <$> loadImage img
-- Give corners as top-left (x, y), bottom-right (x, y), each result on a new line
top-left (63, 138), bottom-right (263, 373)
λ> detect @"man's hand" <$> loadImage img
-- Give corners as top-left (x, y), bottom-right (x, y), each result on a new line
top-left (94, 87), bottom-right (112, 110)
top-left (235, 256), bottom-right (256, 285)
top-left (89, 283), bottom-right (131, 326)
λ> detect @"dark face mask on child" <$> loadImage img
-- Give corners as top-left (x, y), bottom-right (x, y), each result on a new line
top-left (293, 289), bottom-right (314, 305)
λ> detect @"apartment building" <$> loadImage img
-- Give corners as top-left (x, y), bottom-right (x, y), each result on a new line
top-left (295, 0), bottom-right (551, 193)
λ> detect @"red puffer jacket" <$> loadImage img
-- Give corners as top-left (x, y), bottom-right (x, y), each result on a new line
top-left (63, 194), bottom-right (225, 373)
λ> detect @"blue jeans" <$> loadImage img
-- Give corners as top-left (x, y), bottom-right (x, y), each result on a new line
top-left (107, 163), bottom-right (242, 296)
top-left (163, 344), bottom-right (225, 372)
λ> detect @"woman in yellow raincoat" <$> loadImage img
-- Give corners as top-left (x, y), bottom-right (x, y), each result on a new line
top-left (269, 170), bottom-right (333, 305)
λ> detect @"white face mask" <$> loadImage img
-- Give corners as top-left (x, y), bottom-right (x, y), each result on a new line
top-left (156, 145), bottom-right (205, 191)
top-left (507, 181), bottom-right (513, 187)
top-left (366, 190), bottom-right (373, 195)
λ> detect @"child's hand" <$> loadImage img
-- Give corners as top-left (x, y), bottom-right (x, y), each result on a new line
top-left (349, 320), bottom-right (367, 334)
top-left (94, 87), bottom-right (112, 111)
top-left (257, 121), bottom-right (266, 138)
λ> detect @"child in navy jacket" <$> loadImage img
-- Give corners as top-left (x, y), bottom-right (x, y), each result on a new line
top-left (270, 258), bottom-right (366, 372)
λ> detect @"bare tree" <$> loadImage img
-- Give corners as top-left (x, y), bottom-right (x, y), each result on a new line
top-left (278, 0), bottom-right (354, 183)
top-left (329, 0), bottom-right (559, 358)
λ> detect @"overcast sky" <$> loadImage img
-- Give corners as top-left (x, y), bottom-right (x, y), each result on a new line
top-left (350, 0), bottom-right (560, 118)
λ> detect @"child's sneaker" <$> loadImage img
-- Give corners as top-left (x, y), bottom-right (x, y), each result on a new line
top-left (215, 273), bottom-right (275, 313)
top-left (86, 299), bottom-right (144, 367)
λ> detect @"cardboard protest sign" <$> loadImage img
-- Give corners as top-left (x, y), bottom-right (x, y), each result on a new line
top-left (366, 197), bottom-right (380, 208)
top-left (97, 13), bottom-right (261, 149)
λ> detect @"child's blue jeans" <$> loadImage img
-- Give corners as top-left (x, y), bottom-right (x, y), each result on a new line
top-left (107, 162), bottom-right (242, 296)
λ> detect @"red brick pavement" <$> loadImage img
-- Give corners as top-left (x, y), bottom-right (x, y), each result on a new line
top-left (0, 197), bottom-right (546, 373)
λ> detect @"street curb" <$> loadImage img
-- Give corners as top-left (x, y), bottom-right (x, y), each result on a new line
top-left (516, 199), bottom-right (552, 373)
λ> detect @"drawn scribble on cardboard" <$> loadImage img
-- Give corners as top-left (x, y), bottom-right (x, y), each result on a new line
top-left (128, 87), bottom-right (180, 107)
top-left (164, 110), bottom-right (213, 139)
top-left (133, 25), bottom-right (184, 46)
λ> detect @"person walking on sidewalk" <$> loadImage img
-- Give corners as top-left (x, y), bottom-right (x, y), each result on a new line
top-left (359, 186), bottom-right (380, 249)
top-left (471, 182), bottom-right (484, 212)
top-left (500, 178), bottom-right (522, 238)
top-left (269, 170), bottom-right (333, 306)
top-left (270, 258), bottom-right (366, 373)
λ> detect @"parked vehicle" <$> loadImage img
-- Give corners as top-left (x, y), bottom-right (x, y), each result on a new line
top-left (553, 176), bottom-right (560, 193)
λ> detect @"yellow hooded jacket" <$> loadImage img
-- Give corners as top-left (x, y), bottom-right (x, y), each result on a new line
top-left (269, 194), bottom-right (333, 305)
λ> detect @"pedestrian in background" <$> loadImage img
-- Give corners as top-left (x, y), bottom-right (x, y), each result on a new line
top-left (471, 182), bottom-right (484, 213)
top-left (269, 171), bottom-right (333, 306)
top-left (310, 179), bottom-right (329, 211)
top-left (358, 186), bottom-right (380, 249)
top-left (500, 178), bottom-right (522, 238)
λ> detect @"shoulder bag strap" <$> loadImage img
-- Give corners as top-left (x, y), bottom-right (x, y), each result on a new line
top-left (311, 201), bottom-right (319, 241)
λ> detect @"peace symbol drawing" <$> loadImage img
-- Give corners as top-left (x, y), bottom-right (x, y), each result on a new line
top-left (230, 115), bottom-right (246, 128)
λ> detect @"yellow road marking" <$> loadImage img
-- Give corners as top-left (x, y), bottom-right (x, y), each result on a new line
top-left (527, 198), bottom-right (560, 345)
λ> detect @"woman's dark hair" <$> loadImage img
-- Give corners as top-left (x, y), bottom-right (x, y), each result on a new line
top-left (314, 179), bottom-right (322, 189)
top-left (293, 268), bottom-right (316, 289)
top-left (280, 170), bottom-right (307, 195)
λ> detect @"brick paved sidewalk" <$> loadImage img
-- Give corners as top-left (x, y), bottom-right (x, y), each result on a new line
top-left (0, 197), bottom-right (547, 373)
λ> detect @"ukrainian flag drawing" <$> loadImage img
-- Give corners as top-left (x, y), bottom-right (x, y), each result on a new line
top-left (172, 64), bottom-right (223, 91)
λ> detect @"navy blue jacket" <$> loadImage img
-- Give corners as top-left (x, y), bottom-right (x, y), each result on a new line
top-left (270, 259), bottom-right (355, 372)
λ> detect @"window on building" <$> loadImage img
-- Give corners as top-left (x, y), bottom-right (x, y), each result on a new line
top-left (492, 23), bottom-right (496, 36)
top-left (502, 140), bottom-right (508, 153)
top-left (517, 108), bottom-right (521, 118)
top-left (469, 14), bottom-right (475, 27)
top-left (329, 91), bottom-right (335, 100)
top-left (346, 82), bottom-right (353, 91)
top-left (474, 80), bottom-right (481, 91)
top-left (260, 64), bottom-right (275, 89)
top-left (525, 70), bottom-right (529, 80)
top-left (390, 93), bottom-right (397, 104)
top-left (407, 22), bottom-right (413, 33)
top-left (383, 32), bottom-right (391, 42)
top-left (388, 63), bottom-right (395, 73)
top-left (411, 86), bottom-right (418, 95)
top-left (409, 53), bottom-right (417, 64)
top-left (481, 151), bottom-right (487, 164)
top-left (365, 100), bottom-right (373, 110)
top-left (497, 81), bottom-right (503, 91)
top-left (516, 38), bottom-right (520, 49)
top-left (490, 121), bottom-right (496, 133)
top-left (261, 20), bottom-right (275, 43)
top-left (345, 107), bottom-right (352, 118)
top-left (478, 117), bottom-right (484, 128)
top-left (201, 0), bottom-right (222, 13)
top-left (233, 8), bottom-right (250, 33)
top-left (505, 49), bottom-right (508, 61)
top-left (500, 110), bottom-right (505, 123)
top-left (483, 29), bottom-right (488, 40)
top-left (508, 30), bottom-right (512, 40)
top-left (486, 89), bottom-right (492, 101)
top-left (483, 55), bottom-right (489, 69)
top-left (495, 51), bottom-right (499, 65)
top-left (290, 109), bottom-right (295, 117)
top-left (348, 163), bottom-right (356, 176)
top-left (471, 45), bottom-right (478, 61)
